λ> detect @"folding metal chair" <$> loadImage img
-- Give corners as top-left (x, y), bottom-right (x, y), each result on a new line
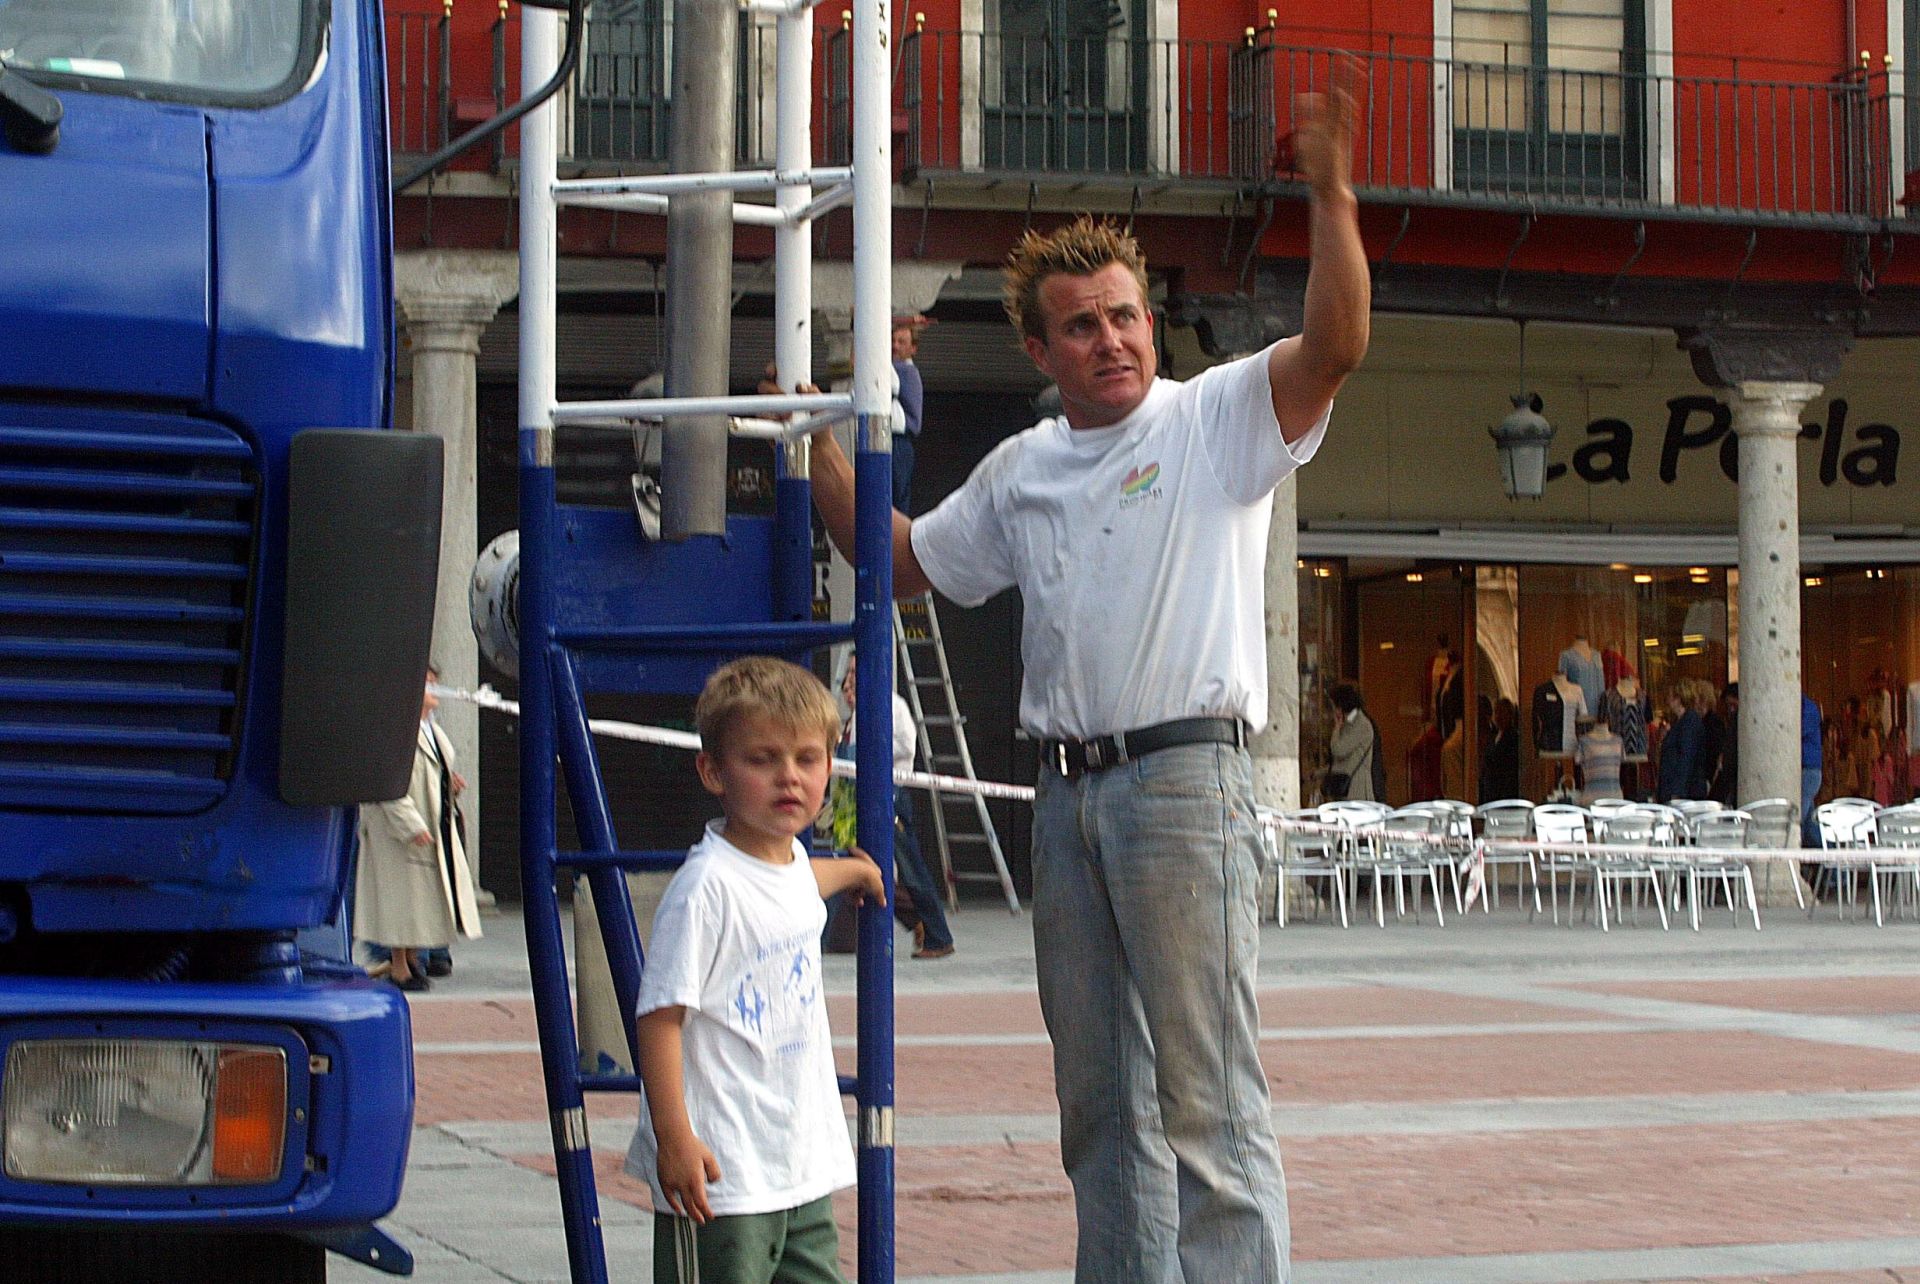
top-left (1270, 808), bottom-right (1349, 928)
top-left (1682, 808), bottom-right (1760, 931)
top-left (1813, 799), bottom-right (1878, 918)
top-left (1867, 804), bottom-right (1920, 927)
top-left (1585, 808), bottom-right (1670, 932)
top-left (1741, 797), bottom-right (1802, 909)
top-left (1472, 799), bottom-right (1539, 913)
top-left (1529, 804), bottom-right (1593, 926)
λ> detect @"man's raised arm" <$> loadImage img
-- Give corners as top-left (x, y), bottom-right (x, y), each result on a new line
top-left (805, 427), bottom-right (931, 599)
top-left (1267, 54), bottom-right (1371, 442)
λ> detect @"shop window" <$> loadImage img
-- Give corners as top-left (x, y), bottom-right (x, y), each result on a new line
top-left (1802, 567), bottom-right (1919, 807)
top-left (1298, 559), bottom-right (1344, 801)
top-left (1515, 563), bottom-right (1727, 802)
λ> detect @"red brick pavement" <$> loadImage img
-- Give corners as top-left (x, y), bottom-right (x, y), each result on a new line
top-left (1554, 976), bottom-right (1920, 1019)
top-left (510, 1116), bottom-right (1920, 1275)
top-left (415, 979), bottom-right (1920, 1279)
top-left (815, 1029), bottom-right (1920, 1116)
top-left (821, 985), bottom-right (1612, 1037)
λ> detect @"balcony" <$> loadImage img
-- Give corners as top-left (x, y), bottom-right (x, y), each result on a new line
top-left (898, 28), bottom-right (1909, 229)
top-left (384, 5), bottom-right (845, 176)
top-left (383, 8), bottom-right (1911, 231)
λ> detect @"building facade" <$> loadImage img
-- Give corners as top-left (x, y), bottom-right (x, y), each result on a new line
top-left (387, 0), bottom-right (1920, 894)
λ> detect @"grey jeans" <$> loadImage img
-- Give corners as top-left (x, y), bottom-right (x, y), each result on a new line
top-left (1032, 741), bottom-right (1289, 1284)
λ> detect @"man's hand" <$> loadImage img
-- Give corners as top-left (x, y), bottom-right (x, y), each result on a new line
top-left (1292, 53), bottom-right (1361, 199)
top-left (411, 831), bottom-right (434, 848)
top-left (757, 364), bottom-right (823, 427)
top-left (656, 1129), bottom-right (723, 1224)
top-left (451, 771), bottom-right (468, 795)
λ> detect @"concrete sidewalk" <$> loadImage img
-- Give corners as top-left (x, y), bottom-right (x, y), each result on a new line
top-left (340, 897), bottom-right (1920, 1283)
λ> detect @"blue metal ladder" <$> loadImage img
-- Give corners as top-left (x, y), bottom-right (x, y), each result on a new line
top-left (510, 5), bottom-right (899, 1280)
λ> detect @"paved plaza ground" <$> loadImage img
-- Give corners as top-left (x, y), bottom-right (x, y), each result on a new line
top-left (338, 890), bottom-right (1920, 1283)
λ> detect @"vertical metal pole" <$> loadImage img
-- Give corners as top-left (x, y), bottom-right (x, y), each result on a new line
top-left (852, 0), bottom-right (895, 1277)
top-left (521, 10), bottom-right (612, 1283)
top-left (773, 3), bottom-right (815, 623)
top-left (668, 0), bottom-right (741, 537)
top-left (662, 0), bottom-right (737, 539)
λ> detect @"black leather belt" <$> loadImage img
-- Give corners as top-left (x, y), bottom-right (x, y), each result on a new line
top-left (1043, 717), bottom-right (1248, 778)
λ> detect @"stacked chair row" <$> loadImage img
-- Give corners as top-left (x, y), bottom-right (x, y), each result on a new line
top-left (1809, 798), bottom-right (1920, 926)
top-left (1264, 797), bottom-right (1805, 932)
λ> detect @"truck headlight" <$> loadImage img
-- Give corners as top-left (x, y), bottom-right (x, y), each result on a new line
top-left (3, 1040), bottom-right (287, 1185)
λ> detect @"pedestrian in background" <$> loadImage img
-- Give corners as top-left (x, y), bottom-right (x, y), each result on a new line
top-left (355, 667), bottom-right (482, 991)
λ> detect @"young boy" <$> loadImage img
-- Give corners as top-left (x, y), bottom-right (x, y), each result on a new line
top-left (629, 656), bottom-right (885, 1284)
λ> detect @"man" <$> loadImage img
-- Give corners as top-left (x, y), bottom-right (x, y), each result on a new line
top-left (839, 654), bottom-right (955, 958)
top-left (798, 63), bottom-right (1367, 1283)
top-left (1712, 682), bottom-right (1740, 804)
top-left (891, 314), bottom-right (928, 512)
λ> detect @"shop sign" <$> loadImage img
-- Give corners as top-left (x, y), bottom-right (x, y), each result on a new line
top-left (1544, 397), bottom-right (1899, 488)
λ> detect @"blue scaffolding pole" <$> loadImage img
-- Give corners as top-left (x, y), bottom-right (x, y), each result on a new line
top-left (511, 2), bottom-right (896, 1280)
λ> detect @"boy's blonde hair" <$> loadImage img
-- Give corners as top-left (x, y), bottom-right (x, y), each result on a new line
top-left (695, 656), bottom-right (841, 758)
top-left (1002, 215), bottom-right (1151, 343)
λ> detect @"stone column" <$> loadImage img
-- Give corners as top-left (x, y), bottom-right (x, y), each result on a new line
top-left (1683, 328), bottom-right (1849, 907)
top-left (1729, 380), bottom-right (1820, 906)
top-left (394, 250), bottom-right (519, 903)
top-left (1254, 471), bottom-right (1302, 917)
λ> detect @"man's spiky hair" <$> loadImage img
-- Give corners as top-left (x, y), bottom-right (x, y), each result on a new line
top-left (1002, 215), bottom-right (1151, 342)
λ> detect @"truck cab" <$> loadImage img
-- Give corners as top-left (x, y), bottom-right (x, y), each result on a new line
top-left (0, 1), bottom-right (440, 1277)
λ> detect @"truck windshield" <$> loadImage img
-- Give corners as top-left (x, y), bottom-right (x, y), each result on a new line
top-left (0, 0), bottom-right (314, 104)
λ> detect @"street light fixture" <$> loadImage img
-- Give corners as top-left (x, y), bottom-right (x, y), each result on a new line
top-left (1489, 321), bottom-right (1556, 499)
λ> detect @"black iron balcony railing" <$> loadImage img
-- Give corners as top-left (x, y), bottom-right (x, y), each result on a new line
top-left (896, 28), bottom-right (1908, 226)
top-left (383, 9), bottom-right (1909, 226)
top-left (387, 5), bottom-right (846, 174)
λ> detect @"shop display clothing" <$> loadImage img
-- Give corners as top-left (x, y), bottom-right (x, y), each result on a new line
top-left (1601, 678), bottom-right (1650, 758)
top-left (1557, 641), bottom-right (1605, 714)
top-left (1576, 727), bottom-right (1624, 804)
top-left (912, 346), bottom-right (1319, 1281)
top-left (1531, 675), bottom-right (1587, 757)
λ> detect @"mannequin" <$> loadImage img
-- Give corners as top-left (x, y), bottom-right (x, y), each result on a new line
top-left (1558, 635), bottom-right (1605, 713)
top-left (1576, 717), bottom-right (1624, 804)
top-left (1602, 669), bottom-right (1650, 763)
top-left (1532, 671), bottom-right (1588, 758)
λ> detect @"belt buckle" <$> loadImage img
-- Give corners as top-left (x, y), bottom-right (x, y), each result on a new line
top-left (1083, 739), bottom-right (1105, 772)
top-left (1053, 741), bottom-right (1071, 777)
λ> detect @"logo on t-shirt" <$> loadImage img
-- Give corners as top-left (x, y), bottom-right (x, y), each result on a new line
top-left (1119, 461), bottom-right (1162, 509)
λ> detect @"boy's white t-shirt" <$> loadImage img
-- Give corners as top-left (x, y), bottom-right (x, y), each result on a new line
top-left (910, 347), bottom-right (1327, 740)
top-left (625, 822), bottom-right (855, 1217)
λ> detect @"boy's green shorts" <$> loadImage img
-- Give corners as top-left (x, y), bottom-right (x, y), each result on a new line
top-left (653, 1194), bottom-right (847, 1284)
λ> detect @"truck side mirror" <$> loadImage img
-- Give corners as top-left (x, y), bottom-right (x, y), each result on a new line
top-left (279, 431), bottom-right (444, 805)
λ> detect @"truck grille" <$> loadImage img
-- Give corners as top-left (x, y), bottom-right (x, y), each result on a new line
top-left (0, 415), bottom-right (258, 815)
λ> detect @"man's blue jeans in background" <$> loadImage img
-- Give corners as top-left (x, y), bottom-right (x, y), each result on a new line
top-left (1031, 741), bottom-right (1289, 1284)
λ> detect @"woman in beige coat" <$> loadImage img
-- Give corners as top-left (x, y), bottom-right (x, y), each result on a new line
top-left (355, 674), bottom-right (482, 990)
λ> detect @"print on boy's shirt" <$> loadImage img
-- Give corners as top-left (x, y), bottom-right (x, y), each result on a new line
top-left (726, 930), bottom-right (820, 1059)
top-left (1119, 459), bottom-right (1163, 509)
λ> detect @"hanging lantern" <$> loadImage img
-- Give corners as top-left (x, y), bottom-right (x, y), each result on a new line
top-left (1489, 392), bottom-right (1555, 499)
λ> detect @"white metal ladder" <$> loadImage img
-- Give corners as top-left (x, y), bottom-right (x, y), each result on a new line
top-left (893, 594), bottom-right (1020, 912)
top-left (515, 2), bottom-right (899, 1281)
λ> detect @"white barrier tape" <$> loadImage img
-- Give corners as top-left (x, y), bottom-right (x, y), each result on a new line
top-left (433, 682), bottom-right (1037, 804)
top-left (1255, 808), bottom-right (1878, 866)
top-left (429, 680), bottom-right (1867, 855)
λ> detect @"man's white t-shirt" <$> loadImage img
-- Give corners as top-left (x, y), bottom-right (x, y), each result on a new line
top-left (910, 347), bottom-right (1326, 739)
top-left (625, 823), bottom-right (854, 1217)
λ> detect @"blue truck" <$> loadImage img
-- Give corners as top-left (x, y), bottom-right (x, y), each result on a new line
top-left (0, 1), bottom-right (445, 1277)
